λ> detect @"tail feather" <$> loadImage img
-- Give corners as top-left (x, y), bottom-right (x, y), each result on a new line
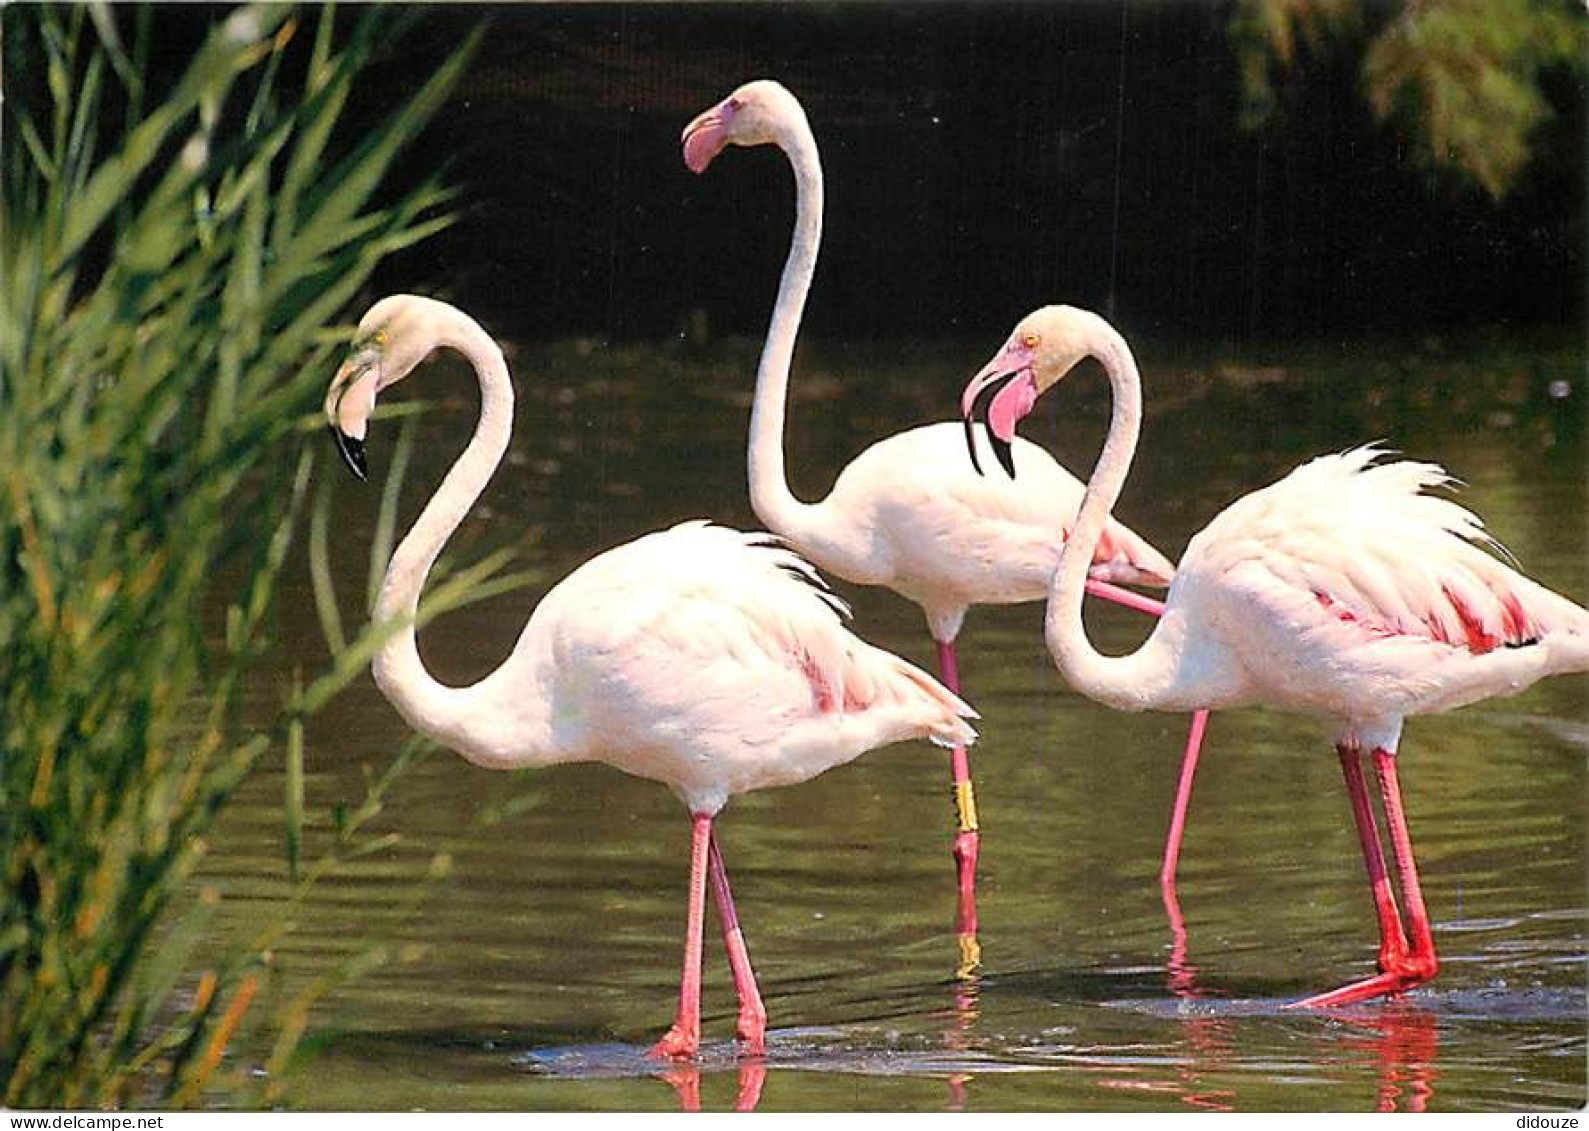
top-left (1095, 518), bottom-right (1176, 588)
top-left (878, 649), bottom-right (979, 749)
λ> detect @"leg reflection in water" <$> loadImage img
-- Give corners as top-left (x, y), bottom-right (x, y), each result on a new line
top-left (942, 967), bottom-right (981, 1111)
top-left (1159, 872), bottom-right (1438, 1111)
top-left (660, 1059), bottom-right (767, 1112)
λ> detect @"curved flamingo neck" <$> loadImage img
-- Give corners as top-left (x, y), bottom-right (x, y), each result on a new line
top-left (371, 316), bottom-right (548, 760)
top-left (1043, 322), bottom-right (1183, 710)
top-left (746, 113), bottom-right (825, 546)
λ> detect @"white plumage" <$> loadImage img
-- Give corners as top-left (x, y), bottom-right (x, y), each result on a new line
top-left (325, 293), bottom-right (974, 1058)
top-left (1174, 445), bottom-right (1589, 739)
top-left (962, 303), bottom-right (1589, 1007)
top-left (514, 520), bottom-right (974, 815)
top-left (685, 82), bottom-right (1193, 965)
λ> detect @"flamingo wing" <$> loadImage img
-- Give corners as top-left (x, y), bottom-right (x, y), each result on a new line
top-left (1181, 447), bottom-right (1589, 716)
top-left (828, 424), bottom-right (1175, 598)
top-left (536, 522), bottom-right (976, 811)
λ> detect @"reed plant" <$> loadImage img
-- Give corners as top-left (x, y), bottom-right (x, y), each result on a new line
top-left (0, 3), bottom-right (494, 1107)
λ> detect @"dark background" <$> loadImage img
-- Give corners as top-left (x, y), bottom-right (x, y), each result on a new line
top-left (164, 3), bottom-right (1589, 345)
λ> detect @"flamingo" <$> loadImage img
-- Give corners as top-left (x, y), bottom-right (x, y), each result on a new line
top-left (324, 294), bottom-right (977, 1057)
top-left (959, 303), bottom-right (1589, 1006)
top-left (681, 80), bottom-right (1208, 971)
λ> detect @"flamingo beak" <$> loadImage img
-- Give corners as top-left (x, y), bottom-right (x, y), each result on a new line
top-left (959, 342), bottom-right (1038, 479)
top-left (331, 427), bottom-right (368, 481)
top-left (682, 101), bottom-right (734, 173)
top-left (325, 351), bottom-right (377, 481)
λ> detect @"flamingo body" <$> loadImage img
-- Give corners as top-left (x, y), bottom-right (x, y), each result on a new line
top-left (686, 82), bottom-right (1198, 966)
top-left (961, 303), bottom-right (1589, 1005)
top-left (326, 294), bottom-right (974, 1056)
top-left (506, 519), bottom-right (975, 814)
top-left (814, 422), bottom-right (1173, 639)
top-left (1157, 447), bottom-right (1589, 735)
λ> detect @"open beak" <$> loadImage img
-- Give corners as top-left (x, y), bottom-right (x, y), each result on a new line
top-left (959, 343), bottom-right (1038, 479)
top-left (325, 351), bottom-right (377, 481)
top-left (682, 103), bottom-right (731, 173)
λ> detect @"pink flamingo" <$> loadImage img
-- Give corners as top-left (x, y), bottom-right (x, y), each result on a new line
top-left (682, 80), bottom-right (1207, 971)
top-left (326, 294), bottom-right (976, 1058)
top-left (960, 304), bottom-right (1589, 1006)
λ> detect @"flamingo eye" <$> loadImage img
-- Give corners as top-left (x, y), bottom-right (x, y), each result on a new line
top-left (727, 97), bottom-right (743, 112)
top-left (373, 329), bottom-right (389, 347)
top-left (1021, 332), bottom-right (1040, 350)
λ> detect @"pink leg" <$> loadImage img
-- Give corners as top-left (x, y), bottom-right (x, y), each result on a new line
top-left (936, 638), bottom-right (981, 975)
top-left (1159, 709), bottom-right (1211, 886)
top-left (650, 813), bottom-right (712, 1059)
top-left (1084, 577), bottom-right (1166, 618)
top-left (707, 833), bottom-right (767, 1053)
top-left (1374, 749), bottom-right (1438, 983)
top-left (1294, 746), bottom-right (1437, 1008)
top-left (1078, 579), bottom-right (1212, 889)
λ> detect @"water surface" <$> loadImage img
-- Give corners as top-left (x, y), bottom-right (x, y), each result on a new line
top-left (207, 333), bottom-right (1584, 1111)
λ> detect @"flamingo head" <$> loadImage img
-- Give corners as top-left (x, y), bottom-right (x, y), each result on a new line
top-left (324, 294), bottom-right (444, 480)
top-left (682, 79), bottom-right (805, 173)
top-left (959, 305), bottom-right (1100, 479)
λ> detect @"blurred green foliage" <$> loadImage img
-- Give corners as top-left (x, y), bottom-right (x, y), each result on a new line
top-left (1231, 0), bottom-right (1584, 198)
top-left (0, 2), bottom-right (484, 1107)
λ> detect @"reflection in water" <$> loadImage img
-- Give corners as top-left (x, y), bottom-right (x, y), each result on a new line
top-left (1158, 871), bottom-right (1440, 1111)
top-left (660, 1060), bottom-right (766, 1113)
top-left (942, 969), bottom-right (980, 1111)
top-left (1336, 1006), bottom-right (1440, 1113)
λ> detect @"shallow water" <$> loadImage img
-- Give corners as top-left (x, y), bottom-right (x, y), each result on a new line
top-left (206, 334), bottom-right (1584, 1111)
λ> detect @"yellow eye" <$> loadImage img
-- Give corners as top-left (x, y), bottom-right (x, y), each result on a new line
top-left (1021, 332), bottom-right (1040, 349)
top-left (373, 330), bottom-right (389, 346)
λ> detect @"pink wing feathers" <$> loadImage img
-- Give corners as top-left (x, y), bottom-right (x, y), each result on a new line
top-left (1197, 447), bottom-right (1589, 658)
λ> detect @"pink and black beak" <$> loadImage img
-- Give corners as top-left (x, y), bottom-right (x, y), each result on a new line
top-left (325, 349), bottom-right (377, 482)
top-left (681, 98), bottom-right (738, 174)
top-left (959, 338), bottom-right (1039, 479)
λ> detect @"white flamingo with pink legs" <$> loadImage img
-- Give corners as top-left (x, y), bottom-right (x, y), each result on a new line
top-left (682, 80), bottom-right (1208, 971)
top-left (326, 294), bottom-right (976, 1058)
top-left (960, 303), bottom-right (1589, 1005)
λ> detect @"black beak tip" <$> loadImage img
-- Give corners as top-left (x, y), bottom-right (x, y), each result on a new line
top-left (330, 425), bottom-right (368, 481)
top-left (991, 431), bottom-right (1016, 479)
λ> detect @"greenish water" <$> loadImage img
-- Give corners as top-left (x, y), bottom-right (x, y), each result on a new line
top-left (209, 333), bottom-right (1584, 1111)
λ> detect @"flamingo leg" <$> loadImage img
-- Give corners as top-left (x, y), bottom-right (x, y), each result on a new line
top-left (1293, 745), bottom-right (1437, 1008)
top-left (935, 638), bottom-right (981, 976)
top-left (1084, 577), bottom-right (1166, 618)
top-left (1374, 748), bottom-right (1438, 982)
top-left (650, 813), bottom-right (712, 1059)
top-left (707, 832), bottom-right (767, 1053)
top-left (1080, 579), bottom-right (1212, 888)
top-left (1159, 709), bottom-right (1211, 886)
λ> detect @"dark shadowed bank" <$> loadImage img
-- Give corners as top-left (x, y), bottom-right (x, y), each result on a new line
top-left (339, 2), bottom-right (1583, 345)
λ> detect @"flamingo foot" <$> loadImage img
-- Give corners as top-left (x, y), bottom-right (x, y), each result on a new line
top-left (736, 1009), bottom-right (766, 1054)
top-left (648, 1024), bottom-right (699, 1060)
top-left (1290, 953), bottom-right (1437, 1010)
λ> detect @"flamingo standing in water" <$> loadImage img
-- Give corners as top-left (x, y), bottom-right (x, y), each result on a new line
top-left (682, 80), bottom-right (1208, 970)
top-left (960, 304), bottom-right (1589, 1005)
top-left (325, 294), bottom-right (976, 1057)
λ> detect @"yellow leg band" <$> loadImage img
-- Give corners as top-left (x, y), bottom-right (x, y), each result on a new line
top-left (957, 933), bottom-right (982, 978)
top-left (953, 779), bottom-right (979, 834)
